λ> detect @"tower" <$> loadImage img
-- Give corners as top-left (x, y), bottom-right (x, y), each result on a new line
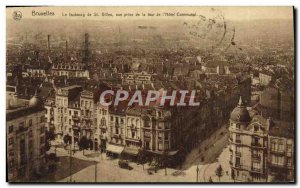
top-left (83, 33), bottom-right (89, 63)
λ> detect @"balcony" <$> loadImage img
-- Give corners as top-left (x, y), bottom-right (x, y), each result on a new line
top-left (112, 134), bottom-right (122, 139)
top-left (252, 154), bottom-right (261, 162)
top-left (72, 125), bottom-right (80, 130)
top-left (251, 142), bottom-right (262, 148)
top-left (16, 126), bottom-right (29, 134)
top-left (270, 149), bottom-right (285, 155)
top-left (82, 115), bottom-right (92, 120)
top-left (72, 115), bottom-right (80, 121)
top-left (251, 167), bottom-right (262, 173)
top-left (235, 139), bottom-right (242, 144)
top-left (235, 151), bottom-right (241, 157)
top-left (235, 163), bottom-right (242, 169)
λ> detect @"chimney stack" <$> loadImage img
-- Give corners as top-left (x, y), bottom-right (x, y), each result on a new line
top-left (47, 34), bottom-right (51, 51)
top-left (65, 40), bottom-right (68, 52)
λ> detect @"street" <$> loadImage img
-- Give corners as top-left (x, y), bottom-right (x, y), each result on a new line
top-left (44, 124), bottom-right (233, 182)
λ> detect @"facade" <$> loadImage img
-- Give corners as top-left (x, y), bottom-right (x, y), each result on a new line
top-left (122, 71), bottom-right (154, 84)
top-left (229, 97), bottom-right (268, 182)
top-left (51, 63), bottom-right (89, 78)
top-left (229, 97), bottom-right (295, 182)
top-left (6, 92), bottom-right (46, 181)
top-left (54, 85), bottom-right (82, 140)
top-left (268, 122), bottom-right (294, 182)
top-left (259, 72), bottom-right (272, 86)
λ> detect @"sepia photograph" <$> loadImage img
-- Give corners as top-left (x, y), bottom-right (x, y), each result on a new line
top-left (6, 6), bottom-right (295, 183)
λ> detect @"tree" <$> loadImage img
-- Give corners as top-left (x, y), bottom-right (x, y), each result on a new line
top-left (46, 129), bottom-right (56, 141)
top-left (209, 176), bottom-right (213, 182)
top-left (78, 136), bottom-right (89, 155)
top-left (215, 165), bottom-right (224, 182)
top-left (63, 134), bottom-right (72, 145)
top-left (137, 148), bottom-right (147, 170)
top-left (45, 129), bottom-right (56, 152)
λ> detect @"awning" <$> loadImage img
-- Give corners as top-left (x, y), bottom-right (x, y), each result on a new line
top-left (168, 150), bottom-right (179, 156)
top-left (122, 147), bottom-right (140, 156)
top-left (106, 144), bottom-right (124, 154)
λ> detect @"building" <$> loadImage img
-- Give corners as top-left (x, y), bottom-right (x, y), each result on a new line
top-left (268, 121), bottom-right (294, 182)
top-left (229, 97), bottom-right (295, 182)
top-left (54, 85), bottom-right (82, 140)
top-left (51, 62), bottom-right (89, 78)
top-left (229, 97), bottom-right (268, 182)
top-left (6, 91), bottom-right (46, 181)
top-left (122, 71), bottom-right (154, 84)
top-left (259, 72), bottom-right (273, 86)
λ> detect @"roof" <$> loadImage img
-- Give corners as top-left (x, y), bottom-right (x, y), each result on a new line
top-left (269, 121), bottom-right (294, 138)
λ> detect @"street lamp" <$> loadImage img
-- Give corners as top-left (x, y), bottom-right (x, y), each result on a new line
top-left (196, 165), bottom-right (199, 182)
top-left (94, 160), bottom-right (97, 182)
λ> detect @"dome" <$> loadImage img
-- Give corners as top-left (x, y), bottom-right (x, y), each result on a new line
top-left (28, 90), bottom-right (44, 108)
top-left (230, 96), bottom-right (251, 123)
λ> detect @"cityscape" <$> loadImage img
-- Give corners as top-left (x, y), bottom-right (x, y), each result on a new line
top-left (6, 7), bottom-right (295, 183)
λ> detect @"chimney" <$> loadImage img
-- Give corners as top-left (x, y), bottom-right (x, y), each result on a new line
top-left (267, 117), bottom-right (274, 129)
top-left (47, 34), bottom-right (50, 51)
top-left (65, 40), bottom-right (68, 52)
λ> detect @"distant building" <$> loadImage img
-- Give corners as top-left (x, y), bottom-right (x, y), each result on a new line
top-left (268, 121), bottom-right (294, 182)
top-left (6, 92), bottom-right (46, 181)
top-left (259, 72), bottom-right (273, 86)
top-left (51, 63), bottom-right (89, 78)
top-left (122, 71), bottom-right (154, 84)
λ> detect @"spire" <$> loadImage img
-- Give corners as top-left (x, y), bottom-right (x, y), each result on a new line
top-left (238, 96), bottom-right (244, 106)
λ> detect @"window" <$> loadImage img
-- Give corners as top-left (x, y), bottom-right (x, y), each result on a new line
top-left (40, 147), bottom-right (44, 156)
top-left (271, 155), bottom-right (284, 165)
top-left (278, 143), bottom-right (284, 151)
top-left (236, 157), bottom-right (240, 165)
top-left (9, 125), bottom-right (13, 133)
top-left (29, 119), bottom-right (32, 126)
top-left (40, 126), bottom-right (45, 133)
top-left (110, 116), bottom-right (114, 121)
top-left (164, 132), bottom-right (169, 140)
top-left (158, 142), bottom-right (163, 151)
top-left (287, 144), bottom-right (292, 154)
top-left (271, 142), bottom-right (276, 151)
top-left (101, 118), bottom-right (106, 127)
top-left (69, 119), bottom-right (71, 125)
top-left (121, 118), bottom-right (124, 124)
top-left (40, 116), bottom-right (44, 123)
top-left (132, 131), bottom-right (135, 138)
top-left (9, 138), bottom-right (14, 145)
top-left (40, 136), bottom-right (45, 144)
top-left (287, 157), bottom-right (292, 167)
top-left (236, 134), bottom-right (241, 142)
top-left (252, 162), bottom-right (260, 169)
top-left (116, 128), bottom-right (119, 134)
top-left (69, 110), bottom-right (71, 116)
top-left (165, 143), bottom-right (169, 150)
